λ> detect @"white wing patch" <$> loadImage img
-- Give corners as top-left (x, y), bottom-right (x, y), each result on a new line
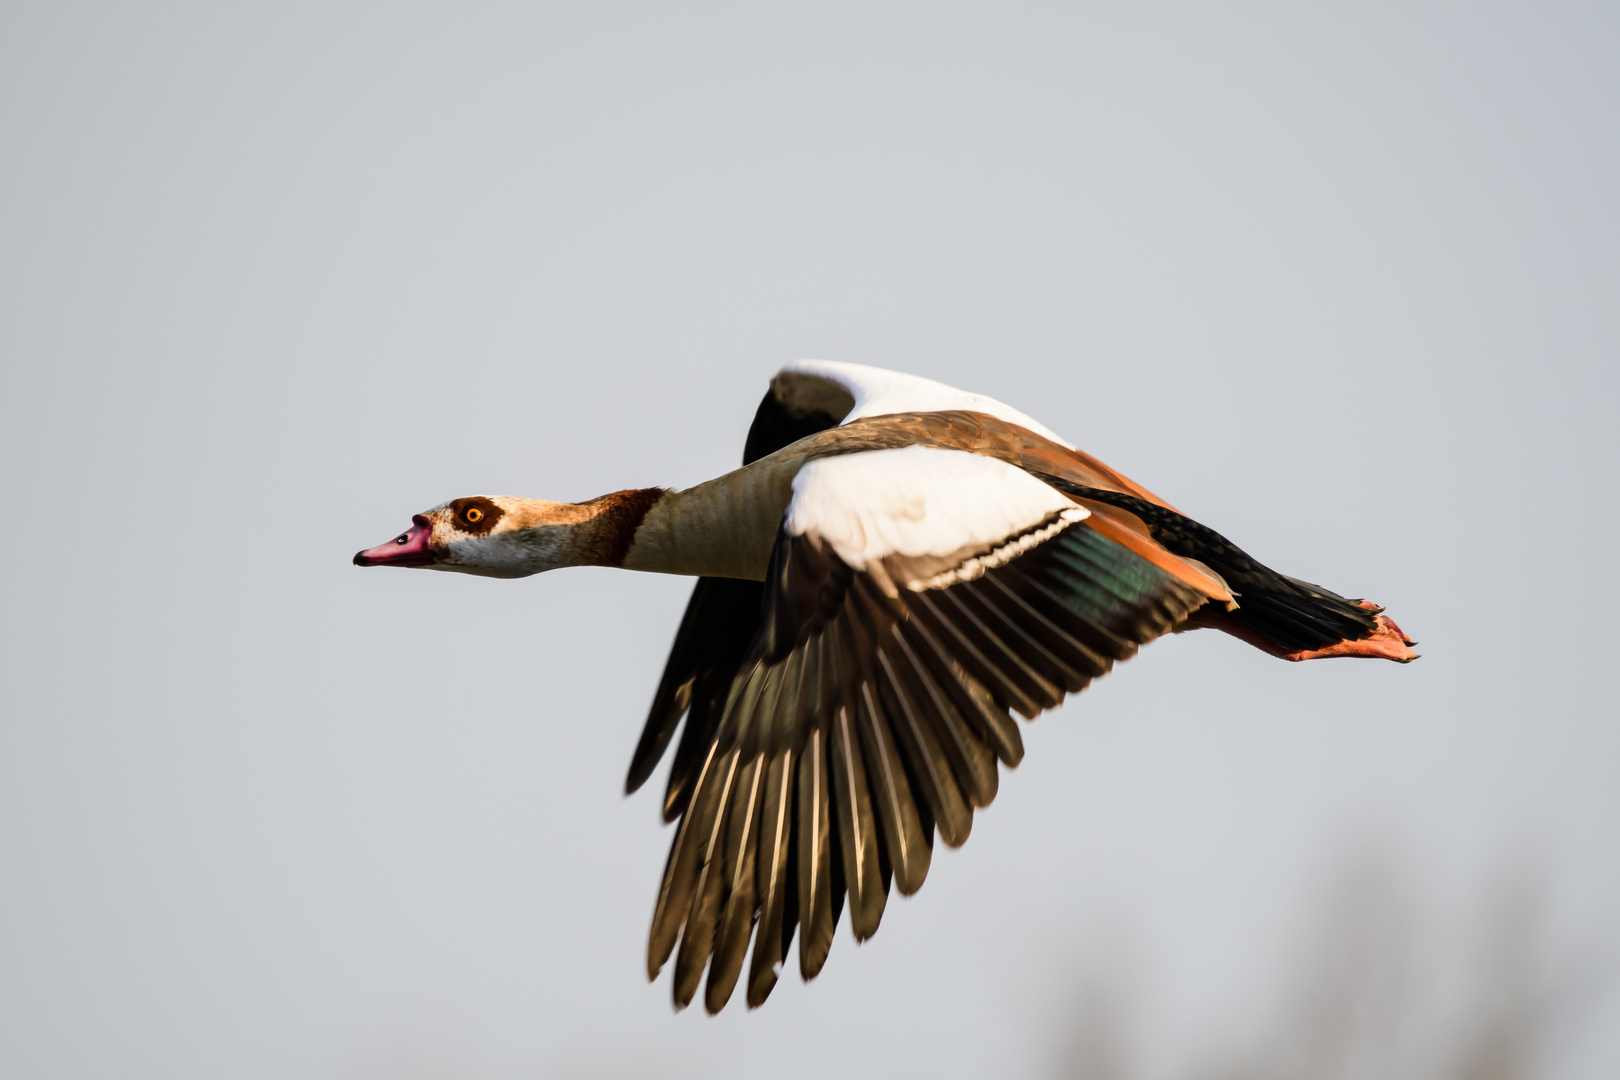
top-left (786, 445), bottom-right (1087, 572)
top-left (775, 359), bottom-right (1075, 449)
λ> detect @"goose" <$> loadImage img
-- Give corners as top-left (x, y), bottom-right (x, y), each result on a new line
top-left (353, 360), bottom-right (1417, 1014)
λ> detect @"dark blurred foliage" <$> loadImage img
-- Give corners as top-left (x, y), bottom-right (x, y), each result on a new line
top-left (1051, 852), bottom-right (1604, 1080)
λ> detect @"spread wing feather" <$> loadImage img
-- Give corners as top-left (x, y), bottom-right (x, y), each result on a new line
top-left (647, 465), bottom-right (1210, 1013)
top-left (632, 379), bottom-right (1223, 1013)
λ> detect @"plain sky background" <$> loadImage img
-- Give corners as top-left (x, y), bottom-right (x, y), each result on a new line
top-left (2, 4), bottom-right (1616, 1078)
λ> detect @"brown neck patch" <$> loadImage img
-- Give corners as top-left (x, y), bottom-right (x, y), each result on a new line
top-left (581, 487), bottom-right (666, 567)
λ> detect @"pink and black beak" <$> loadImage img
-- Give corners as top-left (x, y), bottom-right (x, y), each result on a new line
top-left (353, 515), bottom-right (437, 568)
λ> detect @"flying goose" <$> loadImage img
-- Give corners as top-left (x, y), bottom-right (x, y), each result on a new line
top-left (353, 360), bottom-right (1416, 1013)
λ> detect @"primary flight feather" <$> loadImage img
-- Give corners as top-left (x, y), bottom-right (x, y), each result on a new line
top-left (353, 361), bottom-right (1417, 1013)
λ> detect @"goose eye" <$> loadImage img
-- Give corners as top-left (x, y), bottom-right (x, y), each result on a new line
top-left (465, 507), bottom-right (484, 523)
top-left (395, 534), bottom-right (409, 545)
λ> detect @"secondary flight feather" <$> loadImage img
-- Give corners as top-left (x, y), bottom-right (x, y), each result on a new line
top-left (353, 360), bottom-right (1417, 1013)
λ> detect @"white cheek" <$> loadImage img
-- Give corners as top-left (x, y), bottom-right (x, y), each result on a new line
top-left (512, 530), bottom-right (570, 569)
top-left (441, 528), bottom-right (571, 577)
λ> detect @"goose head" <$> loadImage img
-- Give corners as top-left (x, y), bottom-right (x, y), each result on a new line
top-left (353, 489), bottom-right (665, 578)
top-left (354, 496), bottom-right (591, 579)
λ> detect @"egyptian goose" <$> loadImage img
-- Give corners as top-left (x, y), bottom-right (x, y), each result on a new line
top-left (353, 361), bottom-right (1416, 1013)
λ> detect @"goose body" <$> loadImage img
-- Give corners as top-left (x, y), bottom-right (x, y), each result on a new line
top-left (354, 361), bottom-right (1417, 1013)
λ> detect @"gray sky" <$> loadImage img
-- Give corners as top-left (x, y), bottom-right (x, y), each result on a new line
top-left (2, 4), bottom-right (1615, 1078)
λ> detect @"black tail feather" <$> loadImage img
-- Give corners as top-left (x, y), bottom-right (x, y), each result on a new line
top-left (1031, 475), bottom-right (1379, 654)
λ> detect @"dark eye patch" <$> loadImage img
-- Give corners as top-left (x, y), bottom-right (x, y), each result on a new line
top-left (448, 496), bottom-right (504, 536)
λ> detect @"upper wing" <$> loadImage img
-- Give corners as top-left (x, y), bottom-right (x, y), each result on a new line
top-left (645, 446), bottom-right (1212, 1013)
top-left (774, 359), bottom-right (1076, 448)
